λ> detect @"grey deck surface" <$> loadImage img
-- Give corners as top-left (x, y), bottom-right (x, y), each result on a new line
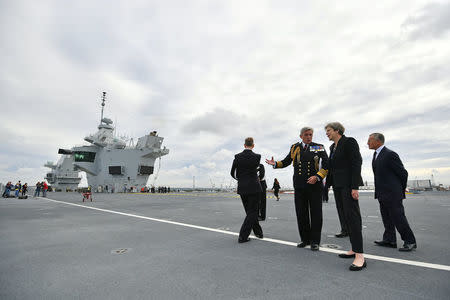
top-left (1, 191), bottom-right (449, 299)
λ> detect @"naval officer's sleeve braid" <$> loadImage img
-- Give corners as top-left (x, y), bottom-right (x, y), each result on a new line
top-left (275, 145), bottom-right (295, 169)
top-left (316, 146), bottom-right (329, 179)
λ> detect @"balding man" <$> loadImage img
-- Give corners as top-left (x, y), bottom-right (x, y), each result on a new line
top-left (368, 133), bottom-right (417, 252)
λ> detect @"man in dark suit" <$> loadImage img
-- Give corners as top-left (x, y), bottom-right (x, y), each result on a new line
top-left (257, 164), bottom-right (267, 221)
top-left (231, 137), bottom-right (264, 243)
top-left (368, 133), bottom-right (417, 251)
top-left (325, 122), bottom-right (366, 271)
top-left (266, 127), bottom-right (328, 251)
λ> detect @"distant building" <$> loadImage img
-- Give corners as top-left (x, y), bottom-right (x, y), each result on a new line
top-left (407, 179), bottom-right (432, 191)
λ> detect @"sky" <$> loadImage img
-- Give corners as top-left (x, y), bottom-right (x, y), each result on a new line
top-left (1, 0), bottom-right (450, 188)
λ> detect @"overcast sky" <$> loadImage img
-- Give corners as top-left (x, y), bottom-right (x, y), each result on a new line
top-left (1, 0), bottom-right (450, 188)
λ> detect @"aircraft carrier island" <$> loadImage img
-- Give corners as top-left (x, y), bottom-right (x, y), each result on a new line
top-left (45, 92), bottom-right (169, 191)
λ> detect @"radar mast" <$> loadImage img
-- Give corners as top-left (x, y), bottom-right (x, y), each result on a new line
top-left (100, 91), bottom-right (106, 125)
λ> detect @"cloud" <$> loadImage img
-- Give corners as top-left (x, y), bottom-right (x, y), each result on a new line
top-left (402, 2), bottom-right (450, 40)
top-left (183, 108), bottom-right (242, 135)
top-left (200, 161), bottom-right (216, 170)
top-left (1, 0), bottom-right (450, 188)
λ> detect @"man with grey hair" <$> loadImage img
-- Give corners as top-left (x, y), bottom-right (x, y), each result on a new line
top-left (368, 133), bottom-right (417, 251)
top-left (266, 127), bottom-right (328, 251)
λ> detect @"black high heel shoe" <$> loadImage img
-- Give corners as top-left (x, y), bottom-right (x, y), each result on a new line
top-left (338, 253), bottom-right (355, 258)
top-left (349, 261), bottom-right (367, 271)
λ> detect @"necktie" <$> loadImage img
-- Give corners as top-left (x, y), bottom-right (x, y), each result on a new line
top-left (304, 144), bottom-right (308, 151)
top-left (372, 151), bottom-right (377, 170)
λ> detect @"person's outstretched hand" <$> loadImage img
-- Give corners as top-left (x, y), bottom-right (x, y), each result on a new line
top-left (265, 156), bottom-right (275, 166)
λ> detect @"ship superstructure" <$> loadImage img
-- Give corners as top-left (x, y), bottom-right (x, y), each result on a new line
top-left (46, 92), bottom-right (169, 191)
top-left (44, 154), bottom-right (81, 191)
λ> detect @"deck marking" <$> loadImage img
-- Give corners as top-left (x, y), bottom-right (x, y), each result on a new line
top-left (40, 197), bottom-right (450, 272)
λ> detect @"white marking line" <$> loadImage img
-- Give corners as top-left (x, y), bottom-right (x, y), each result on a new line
top-left (41, 197), bottom-right (450, 272)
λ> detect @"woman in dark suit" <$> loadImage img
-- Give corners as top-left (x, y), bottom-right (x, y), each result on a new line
top-left (325, 122), bottom-right (366, 271)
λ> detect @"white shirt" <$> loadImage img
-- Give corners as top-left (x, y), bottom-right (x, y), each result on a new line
top-left (374, 145), bottom-right (385, 160)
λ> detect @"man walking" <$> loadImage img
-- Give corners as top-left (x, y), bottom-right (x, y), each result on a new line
top-left (368, 133), bottom-right (417, 251)
top-left (266, 127), bottom-right (328, 251)
top-left (231, 137), bottom-right (264, 243)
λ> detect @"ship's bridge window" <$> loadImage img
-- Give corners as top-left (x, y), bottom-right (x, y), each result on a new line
top-left (138, 165), bottom-right (154, 175)
top-left (74, 151), bottom-right (96, 162)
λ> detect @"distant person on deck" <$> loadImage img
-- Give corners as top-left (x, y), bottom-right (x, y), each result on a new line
top-left (3, 182), bottom-right (12, 197)
top-left (368, 133), bottom-right (417, 252)
top-left (34, 182), bottom-right (41, 197)
top-left (272, 179), bottom-right (280, 201)
top-left (21, 183), bottom-right (28, 196)
top-left (42, 181), bottom-right (48, 197)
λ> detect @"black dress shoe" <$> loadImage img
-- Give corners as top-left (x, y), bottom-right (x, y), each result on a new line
top-left (338, 253), bottom-right (356, 258)
top-left (399, 243), bottom-right (417, 252)
top-left (349, 261), bottom-right (367, 271)
top-left (335, 232), bottom-right (349, 238)
top-left (238, 238), bottom-right (250, 243)
top-left (310, 244), bottom-right (319, 251)
top-left (297, 241), bottom-right (310, 248)
top-left (255, 233), bottom-right (264, 239)
top-left (374, 240), bottom-right (397, 248)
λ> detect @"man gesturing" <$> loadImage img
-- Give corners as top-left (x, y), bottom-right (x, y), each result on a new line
top-left (266, 127), bottom-right (328, 251)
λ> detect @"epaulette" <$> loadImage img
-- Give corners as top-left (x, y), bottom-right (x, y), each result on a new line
top-left (290, 143), bottom-right (301, 163)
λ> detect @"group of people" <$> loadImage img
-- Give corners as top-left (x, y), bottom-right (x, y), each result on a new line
top-left (33, 181), bottom-right (48, 197)
top-left (231, 122), bottom-right (416, 271)
top-left (2, 181), bottom-right (28, 198)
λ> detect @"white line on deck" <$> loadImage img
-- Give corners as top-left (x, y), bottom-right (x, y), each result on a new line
top-left (40, 197), bottom-right (450, 272)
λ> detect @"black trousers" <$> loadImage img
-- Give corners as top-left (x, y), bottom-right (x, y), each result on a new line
top-left (239, 193), bottom-right (263, 239)
top-left (378, 196), bottom-right (416, 244)
top-left (334, 188), bottom-right (348, 233)
top-left (294, 184), bottom-right (323, 244)
top-left (333, 187), bottom-right (363, 253)
top-left (258, 190), bottom-right (267, 220)
top-left (322, 185), bottom-right (329, 202)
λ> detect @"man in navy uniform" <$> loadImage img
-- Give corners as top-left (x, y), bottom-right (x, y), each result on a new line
top-left (368, 133), bottom-right (417, 251)
top-left (231, 137), bottom-right (264, 243)
top-left (266, 127), bottom-right (328, 251)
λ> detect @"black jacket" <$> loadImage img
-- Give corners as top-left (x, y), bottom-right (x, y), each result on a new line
top-left (257, 164), bottom-right (267, 190)
top-left (231, 149), bottom-right (262, 195)
top-left (274, 142), bottom-right (328, 189)
top-left (373, 147), bottom-right (408, 200)
top-left (327, 135), bottom-right (364, 189)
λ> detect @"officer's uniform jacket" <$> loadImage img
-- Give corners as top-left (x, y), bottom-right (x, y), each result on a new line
top-left (230, 149), bottom-right (262, 195)
top-left (274, 142), bottom-right (329, 189)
